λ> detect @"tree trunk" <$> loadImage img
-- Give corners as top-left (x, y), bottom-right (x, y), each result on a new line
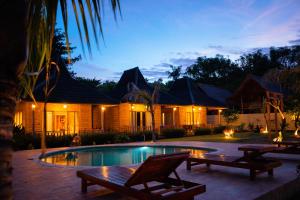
top-left (0, 1), bottom-right (27, 199)
top-left (150, 105), bottom-right (156, 142)
top-left (42, 101), bottom-right (47, 154)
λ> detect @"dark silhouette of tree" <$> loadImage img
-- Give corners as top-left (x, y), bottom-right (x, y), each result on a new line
top-left (167, 65), bottom-right (182, 80)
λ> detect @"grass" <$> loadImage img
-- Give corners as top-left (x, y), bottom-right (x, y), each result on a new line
top-left (159, 131), bottom-right (296, 144)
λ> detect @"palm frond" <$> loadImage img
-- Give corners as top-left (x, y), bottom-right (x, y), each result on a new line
top-left (21, 0), bottom-right (120, 100)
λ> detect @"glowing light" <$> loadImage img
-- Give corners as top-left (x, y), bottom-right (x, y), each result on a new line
top-left (31, 104), bottom-right (36, 109)
top-left (199, 107), bottom-right (202, 111)
top-left (101, 107), bottom-right (106, 111)
top-left (224, 129), bottom-right (234, 139)
top-left (173, 107), bottom-right (177, 111)
top-left (140, 146), bottom-right (149, 150)
top-left (131, 105), bottom-right (135, 109)
top-left (295, 128), bottom-right (299, 138)
top-left (273, 132), bottom-right (283, 142)
top-left (261, 126), bottom-right (268, 134)
top-left (192, 108), bottom-right (195, 111)
top-left (63, 104), bottom-right (67, 109)
top-left (218, 109), bottom-right (222, 113)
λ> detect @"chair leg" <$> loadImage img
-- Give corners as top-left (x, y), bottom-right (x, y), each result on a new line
top-left (268, 169), bottom-right (273, 176)
top-left (250, 169), bottom-right (256, 181)
top-left (81, 179), bottom-right (88, 193)
top-left (186, 160), bottom-right (191, 170)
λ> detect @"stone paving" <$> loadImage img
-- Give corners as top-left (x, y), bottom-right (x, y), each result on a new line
top-left (13, 142), bottom-right (300, 200)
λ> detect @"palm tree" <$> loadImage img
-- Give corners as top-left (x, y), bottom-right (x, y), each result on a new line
top-left (124, 81), bottom-right (160, 142)
top-left (0, 1), bottom-right (120, 199)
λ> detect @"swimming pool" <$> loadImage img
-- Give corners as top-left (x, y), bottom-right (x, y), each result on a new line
top-left (40, 145), bottom-right (214, 167)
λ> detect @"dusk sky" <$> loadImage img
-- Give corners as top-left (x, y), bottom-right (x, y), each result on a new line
top-left (57, 0), bottom-right (300, 82)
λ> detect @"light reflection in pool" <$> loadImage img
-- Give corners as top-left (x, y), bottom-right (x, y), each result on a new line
top-left (41, 146), bottom-right (211, 167)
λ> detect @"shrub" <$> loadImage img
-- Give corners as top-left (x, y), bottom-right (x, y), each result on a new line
top-left (248, 123), bottom-right (254, 131)
top-left (80, 133), bottom-right (117, 145)
top-left (222, 109), bottom-right (239, 126)
top-left (160, 128), bottom-right (186, 138)
top-left (115, 134), bottom-right (130, 143)
top-left (194, 128), bottom-right (211, 135)
top-left (212, 125), bottom-right (226, 134)
top-left (127, 131), bottom-right (158, 141)
top-left (237, 123), bottom-right (246, 132)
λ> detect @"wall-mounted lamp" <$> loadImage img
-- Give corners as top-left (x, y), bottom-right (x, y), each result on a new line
top-left (63, 104), bottom-right (67, 109)
top-left (31, 104), bottom-right (36, 110)
top-left (173, 107), bottom-right (177, 111)
top-left (101, 106), bottom-right (106, 111)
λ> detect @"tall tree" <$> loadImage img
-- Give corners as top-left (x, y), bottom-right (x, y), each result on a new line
top-left (0, 1), bottom-right (120, 199)
top-left (186, 54), bottom-right (241, 91)
top-left (167, 65), bottom-right (182, 81)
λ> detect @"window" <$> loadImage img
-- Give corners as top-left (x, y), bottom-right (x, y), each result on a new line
top-left (186, 112), bottom-right (192, 125)
top-left (46, 111), bottom-right (78, 134)
top-left (14, 112), bottom-right (22, 126)
top-left (131, 111), bottom-right (147, 131)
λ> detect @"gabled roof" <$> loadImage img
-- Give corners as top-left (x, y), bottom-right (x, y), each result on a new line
top-left (32, 66), bottom-right (118, 104)
top-left (111, 67), bottom-right (151, 100)
top-left (249, 75), bottom-right (283, 94)
top-left (169, 77), bottom-right (224, 107)
top-left (198, 83), bottom-right (231, 105)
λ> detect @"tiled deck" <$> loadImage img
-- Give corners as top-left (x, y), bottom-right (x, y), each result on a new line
top-left (13, 142), bottom-right (300, 200)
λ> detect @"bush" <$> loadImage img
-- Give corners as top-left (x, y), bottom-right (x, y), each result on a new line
top-left (160, 128), bottom-right (186, 138)
top-left (194, 128), bottom-right (211, 135)
top-left (115, 134), bottom-right (130, 143)
top-left (212, 125), bottom-right (226, 134)
top-left (222, 109), bottom-right (239, 126)
top-left (80, 133), bottom-right (117, 145)
top-left (237, 123), bottom-right (246, 132)
top-left (248, 123), bottom-right (254, 131)
top-left (129, 131), bottom-right (158, 141)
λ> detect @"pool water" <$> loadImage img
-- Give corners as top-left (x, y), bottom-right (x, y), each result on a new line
top-left (40, 146), bottom-right (212, 167)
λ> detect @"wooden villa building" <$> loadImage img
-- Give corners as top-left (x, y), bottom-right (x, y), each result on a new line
top-left (15, 67), bottom-right (226, 135)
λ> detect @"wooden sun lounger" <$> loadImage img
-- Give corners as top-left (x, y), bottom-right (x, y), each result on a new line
top-left (77, 152), bottom-right (206, 200)
top-left (186, 154), bottom-right (282, 180)
top-left (272, 140), bottom-right (300, 154)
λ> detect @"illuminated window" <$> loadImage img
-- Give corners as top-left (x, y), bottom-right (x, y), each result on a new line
top-left (14, 112), bottom-right (22, 126)
top-left (186, 112), bottom-right (192, 125)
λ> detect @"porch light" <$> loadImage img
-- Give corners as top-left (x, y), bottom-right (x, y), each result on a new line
top-left (101, 107), bottom-right (106, 111)
top-left (173, 107), bottom-right (177, 111)
top-left (192, 108), bottom-right (195, 111)
top-left (31, 104), bottom-right (36, 110)
top-left (63, 104), bottom-right (67, 109)
top-left (218, 109), bottom-right (222, 113)
top-left (198, 107), bottom-right (202, 111)
top-left (131, 105), bottom-right (135, 110)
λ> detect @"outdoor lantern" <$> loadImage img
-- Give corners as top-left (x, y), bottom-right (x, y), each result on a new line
top-left (101, 107), bottom-right (106, 111)
top-left (31, 104), bottom-right (36, 110)
top-left (173, 107), bottom-right (177, 111)
top-left (63, 104), bottom-right (67, 109)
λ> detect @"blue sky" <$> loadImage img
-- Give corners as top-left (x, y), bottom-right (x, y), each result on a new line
top-left (57, 0), bottom-right (300, 81)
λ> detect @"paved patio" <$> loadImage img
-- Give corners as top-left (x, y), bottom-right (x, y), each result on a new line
top-left (13, 142), bottom-right (300, 200)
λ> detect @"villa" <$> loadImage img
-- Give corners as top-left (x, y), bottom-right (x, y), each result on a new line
top-left (15, 67), bottom-right (226, 135)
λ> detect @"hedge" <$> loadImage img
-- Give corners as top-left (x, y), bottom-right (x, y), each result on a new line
top-left (160, 128), bottom-right (186, 138)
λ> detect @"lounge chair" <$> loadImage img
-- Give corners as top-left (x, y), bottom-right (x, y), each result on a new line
top-left (272, 140), bottom-right (300, 154)
top-left (77, 152), bottom-right (206, 200)
top-left (186, 154), bottom-right (282, 180)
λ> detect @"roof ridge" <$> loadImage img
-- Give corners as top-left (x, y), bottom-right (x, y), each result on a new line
top-left (186, 78), bottom-right (195, 104)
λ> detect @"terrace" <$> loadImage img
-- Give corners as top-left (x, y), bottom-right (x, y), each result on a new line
top-left (13, 141), bottom-right (300, 200)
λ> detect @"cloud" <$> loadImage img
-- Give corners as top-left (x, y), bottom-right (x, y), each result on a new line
top-left (207, 45), bottom-right (246, 55)
top-left (169, 58), bottom-right (196, 66)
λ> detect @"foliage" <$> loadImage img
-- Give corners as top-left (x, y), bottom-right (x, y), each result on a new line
top-left (237, 123), bottom-right (246, 132)
top-left (167, 65), bottom-right (182, 80)
top-left (160, 128), bottom-right (186, 138)
top-left (183, 46), bottom-right (300, 91)
top-left (222, 109), bottom-right (239, 126)
top-left (128, 131), bottom-right (158, 141)
top-left (194, 128), bottom-right (211, 135)
top-left (212, 125), bottom-right (227, 134)
top-left (248, 123), bottom-right (255, 131)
